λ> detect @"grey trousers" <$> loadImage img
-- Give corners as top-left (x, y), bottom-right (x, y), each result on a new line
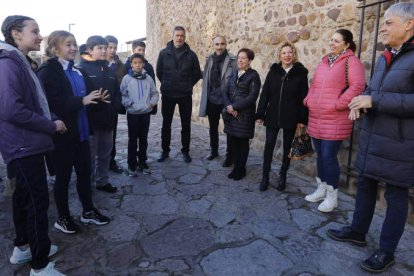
top-left (89, 129), bottom-right (113, 187)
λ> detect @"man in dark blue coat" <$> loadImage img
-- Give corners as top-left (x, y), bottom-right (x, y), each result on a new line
top-left (156, 26), bottom-right (201, 163)
top-left (327, 3), bottom-right (414, 273)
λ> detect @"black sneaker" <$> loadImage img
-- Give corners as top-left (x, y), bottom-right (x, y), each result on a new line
top-left (157, 152), bottom-right (169, 162)
top-left (81, 209), bottom-right (110, 225)
top-left (54, 216), bottom-right (80, 234)
top-left (327, 226), bottom-right (367, 247)
top-left (207, 151), bottom-right (218, 160)
top-left (138, 162), bottom-right (151, 175)
top-left (96, 183), bottom-right (118, 193)
top-left (360, 249), bottom-right (395, 273)
top-left (182, 152), bottom-right (192, 163)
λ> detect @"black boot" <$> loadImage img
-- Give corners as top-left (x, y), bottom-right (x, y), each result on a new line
top-left (207, 150), bottom-right (219, 160)
top-left (222, 156), bottom-right (233, 167)
top-left (233, 168), bottom-right (246, 181)
top-left (228, 168), bottom-right (237, 179)
top-left (259, 175), bottom-right (269, 191)
top-left (276, 172), bottom-right (286, 191)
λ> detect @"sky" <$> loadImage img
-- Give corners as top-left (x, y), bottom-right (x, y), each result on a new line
top-left (0, 0), bottom-right (146, 52)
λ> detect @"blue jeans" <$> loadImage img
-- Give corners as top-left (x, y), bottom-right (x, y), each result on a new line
top-left (312, 138), bottom-right (342, 189)
top-left (351, 176), bottom-right (408, 254)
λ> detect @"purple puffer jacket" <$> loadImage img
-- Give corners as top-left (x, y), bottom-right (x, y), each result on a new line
top-left (0, 44), bottom-right (55, 163)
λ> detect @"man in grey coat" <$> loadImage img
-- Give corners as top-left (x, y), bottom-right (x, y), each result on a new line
top-left (199, 36), bottom-right (236, 165)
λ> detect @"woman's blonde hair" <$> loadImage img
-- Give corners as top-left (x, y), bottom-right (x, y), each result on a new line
top-left (277, 41), bottom-right (298, 64)
top-left (45, 30), bottom-right (75, 57)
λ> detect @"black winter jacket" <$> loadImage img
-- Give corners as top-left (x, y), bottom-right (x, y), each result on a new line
top-left (80, 58), bottom-right (121, 131)
top-left (355, 37), bottom-right (414, 188)
top-left (37, 57), bottom-right (93, 143)
top-left (156, 41), bottom-right (201, 97)
top-left (256, 62), bottom-right (308, 129)
top-left (223, 68), bottom-right (261, 139)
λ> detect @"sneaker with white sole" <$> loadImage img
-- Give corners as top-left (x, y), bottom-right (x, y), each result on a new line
top-left (30, 262), bottom-right (65, 276)
top-left (54, 216), bottom-right (80, 234)
top-left (138, 162), bottom-right (151, 175)
top-left (10, 244), bottom-right (58, 264)
top-left (305, 177), bottom-right (328, 202)
top-left (81, 209), bottom-right (110, 225)
top-left (128, 167), bottom-right (137, 177)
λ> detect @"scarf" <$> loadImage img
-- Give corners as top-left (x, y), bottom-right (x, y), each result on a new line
top-left (327, 49), bottom-right (348, 67)
top-left (210, 49), bottom-right (227, 88)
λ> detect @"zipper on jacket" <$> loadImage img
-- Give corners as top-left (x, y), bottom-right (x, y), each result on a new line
top-left (277, 73), bottom-right (287, 126)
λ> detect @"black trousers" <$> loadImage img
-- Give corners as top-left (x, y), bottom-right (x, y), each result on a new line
top-left (110, 113), bottom-right (118, 163)
top-left (206, 100), bottom-right (232, 157)
top-left (230, 136), bottom-right (250, 169)
top-left (351, 176), bottom-right (409, 254)
top-left (161, 95), bottom-right (192, 154)
top-left (127, 112), bottom-right (151, 169)
top-left (53, 140), bottom-right (94, 218)
top-left (10, 154), bottom-right (51, 270)
top-left (262, 127), bottom-right (295, 176)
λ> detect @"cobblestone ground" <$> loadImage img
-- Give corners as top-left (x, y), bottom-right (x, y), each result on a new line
top-left (1, 114), bottom-right (414, 276)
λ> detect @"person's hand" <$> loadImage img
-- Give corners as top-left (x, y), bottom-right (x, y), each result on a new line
top-left (82, 89), bottom-right (102, 105)
top-left (348, 95), bottom-right (372, 110)
top-left (297, 123), bottom-right (306, 128)
top-left (349, 108), bottom-right (361, 121)
top-left (99, 89), bottom-right (111, 103)
top-left (226, 105), bottom-right (234, 113)
top-left (54, 120), bottom-right (67, 134)
top-left (256, 119), bottom-right (264, 124)
top-left (232, 110), bottom-right (238, 118)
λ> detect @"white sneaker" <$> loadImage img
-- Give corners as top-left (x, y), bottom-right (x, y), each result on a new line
top-left (30, 262), bottom-right (65, 276)
top-left (10, 244), bottom-right (58, 264)
top-left (318, 185), bottom-right (338, 212)
top-left (305, 177), bottom-right (327, 203)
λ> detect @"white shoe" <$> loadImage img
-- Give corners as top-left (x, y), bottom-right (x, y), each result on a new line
top-left (30, 262), bottom-right (65, 276)
top-left (10, 244), bottom-right (58, 264)
top-left (318, 185), bottom-right (338, 212)
top-left (305, 177), bottom-right (327, 202)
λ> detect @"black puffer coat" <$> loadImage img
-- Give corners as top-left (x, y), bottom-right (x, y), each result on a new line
top-left (355, 37), bottom-right (414, 188)
top-left (256, 62), bottom-right (308, 129)
top-left (223, 68), bottom-right (261, 139)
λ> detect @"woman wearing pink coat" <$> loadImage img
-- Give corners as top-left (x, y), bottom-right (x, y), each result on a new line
top-left (304, 29), bottom-right (365, 212)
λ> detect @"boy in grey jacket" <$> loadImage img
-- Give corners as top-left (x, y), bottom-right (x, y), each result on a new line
top-left (121, 53), bottom-right (159, 175)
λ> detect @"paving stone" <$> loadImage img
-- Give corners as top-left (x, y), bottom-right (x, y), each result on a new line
top-left (96, 215), bottom-right (140, 242)
top-left (208, 204), bottom-right (236, 227)
top-left (185, 198), bottom-right (212, 214)
top-left (290, 209), bottom-right (328, 231)
top-left (216, 224), bottom-right (254, 244)
top-left (140, 215), bottom-right (179, 234)
top-left (178, 173), bottom-right (205, 184)
top-left (121, 194), bottom-right (178, 215)
top-left (200, 240), bottom-right (293, 275)
top-left (141, 218), bottom-right (215, 258)
top-left (283, 233), bottom-right (322, 261)
top-left (155, 259), bottom-right (189, 272)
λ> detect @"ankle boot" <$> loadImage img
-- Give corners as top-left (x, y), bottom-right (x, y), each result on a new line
top-left (318, 185), bottom-right (338, 212)
top-left (259, 175), bottom-right (270, 191)
top-left (305, 177), bottom-right (327, 202)
top-left (207, 150), bottom-right (219, 160)
top-left (233, 168), bottom-right (246, 181)
top-left (228, 168), bottom-right (237, 179)
top-left (276, 173), bottom-right (286, 191)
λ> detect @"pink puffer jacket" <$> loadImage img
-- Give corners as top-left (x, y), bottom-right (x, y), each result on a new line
top-left (304, 50), bottom-right (365, 140)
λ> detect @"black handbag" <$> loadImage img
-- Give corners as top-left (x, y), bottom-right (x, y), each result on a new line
top-left (288, 126), bottom-right (314, 160)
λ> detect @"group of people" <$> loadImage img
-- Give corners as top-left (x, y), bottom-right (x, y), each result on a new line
top-left (0, 2), bottom-right (413, 275)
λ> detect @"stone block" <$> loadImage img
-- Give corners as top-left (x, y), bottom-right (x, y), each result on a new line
top-left (299, 15), bottom-right (308, 26)
top-left (287, 17), bottom-right (297, 26)
top-left (315, 0), bottom-right (325, 7)
top-left (299, 28), bottom-right (311, 40)
top-left (327, 9), bottom-right (340, 22)
top-left (287, 31), bottom-right (300, 43)
top-left (293, 4), bottom-right (303, 14)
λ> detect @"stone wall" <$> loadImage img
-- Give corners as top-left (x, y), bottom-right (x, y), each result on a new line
top-left (146, 0), bottom-right (414, 222)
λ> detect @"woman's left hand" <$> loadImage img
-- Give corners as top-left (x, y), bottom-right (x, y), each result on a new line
top-left (349, 95), bottom-right (372, 110)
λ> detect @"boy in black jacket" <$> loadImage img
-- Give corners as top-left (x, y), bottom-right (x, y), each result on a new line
top-left (80, 35), bottom-right (120, 193)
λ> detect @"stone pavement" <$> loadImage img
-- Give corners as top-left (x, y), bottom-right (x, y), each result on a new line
top-left (1, 114), bottom-right (414, 276)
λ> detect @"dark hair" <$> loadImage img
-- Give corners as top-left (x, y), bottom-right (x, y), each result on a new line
top-left (130, 53), bottom-right (145, 62)
top-left (45, 30), bottom-right (74, 57)
top-left (105, 35), bottom-right (118, 44)
top-left (132, 40), bottom-right (146, 50)
top-left (1, 15), bottom-right (34, 47)
top-left (335, 29), bottom-right (357, 52)
top-left (173, 26), bottom-right (185, 33)
top-left (238, 48), bottom-right (255, 60)
top-left (86, 35), bottom-right (108, 50)
top-left (79, 44), bottom-right (88, 55)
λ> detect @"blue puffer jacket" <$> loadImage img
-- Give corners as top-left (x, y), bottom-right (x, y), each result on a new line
top-left (0, 44), bottom-right (55, 163)
top-left (355, 37), bottom-right (414, 188)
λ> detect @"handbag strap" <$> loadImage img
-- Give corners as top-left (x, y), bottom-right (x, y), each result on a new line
top-left (342, 56), bottom-right (350, 93)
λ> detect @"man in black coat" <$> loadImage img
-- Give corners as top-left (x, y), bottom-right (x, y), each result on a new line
top-left (327, 3), bottom-right (414, 273)
top-left (156, 26), bottom-right (201, 163)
